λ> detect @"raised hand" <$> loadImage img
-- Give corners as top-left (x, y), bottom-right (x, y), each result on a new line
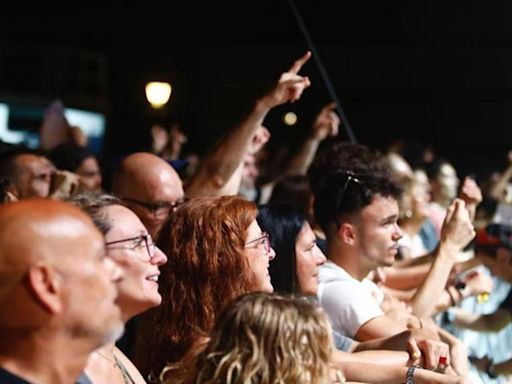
top-left (312, 102), bottom-right (340, 140)
top-left (260, 51), bottom-right (312, 109)
top-left (439, 199), bottom-right (476, 255)
top-left (248, 126), bottom-right (271, 155)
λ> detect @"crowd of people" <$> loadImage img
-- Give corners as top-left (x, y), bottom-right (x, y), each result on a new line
top-left (0, 51), bottom-right (511, 384)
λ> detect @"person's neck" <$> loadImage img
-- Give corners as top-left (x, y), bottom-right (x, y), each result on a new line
top-left (327, 240), bottom-right (370, 281)
top-left (0, 329), bottom-right (97, 384)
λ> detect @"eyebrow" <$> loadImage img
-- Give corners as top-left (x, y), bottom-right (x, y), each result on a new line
top-left (380, 214), bottom-right (398, 225)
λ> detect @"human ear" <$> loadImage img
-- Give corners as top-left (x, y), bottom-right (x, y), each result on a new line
top-left (26, 263), bottom-right (63, 314)
top-left (339, 222), bottom-right (356, 245)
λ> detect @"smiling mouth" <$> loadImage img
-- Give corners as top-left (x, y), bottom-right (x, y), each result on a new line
top-left (147, 275), bottom-right (159, 282)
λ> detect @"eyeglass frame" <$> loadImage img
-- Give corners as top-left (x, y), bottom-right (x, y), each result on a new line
top-left (244, 232), bottom-right (271, 253)
top-left (332, 171), bottom-right (364, 228)
top-left (105, 234), bottom-right (156, 260)
top-left (122, 197), bottom-right (185, 219)
top-left (336, 172), bottom-right (362, 209)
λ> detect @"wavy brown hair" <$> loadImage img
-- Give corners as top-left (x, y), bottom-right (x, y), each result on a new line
top-left (187, 292), bottom-right (333, 384)
top-left (136, 195), bottom-right (259, 380)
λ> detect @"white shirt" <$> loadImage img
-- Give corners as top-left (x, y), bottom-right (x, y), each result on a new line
top-left (318, 260), bottom-right (384, 338)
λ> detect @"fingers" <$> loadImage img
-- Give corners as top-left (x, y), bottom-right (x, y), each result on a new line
top-left (460, 177), bottom-right (482, 203)
top-left (329, 111), bottom-right (341, 136)
top-left (288, 51), bottom-right (312, 74)
top-left (283, 77), bottom-right (311, 103)
top-left (443, 198), bottom-right (461, 224)
top-left (407, 338), bottom-right (422, 365)
top-left (417, 339), bottom-right (450, 371)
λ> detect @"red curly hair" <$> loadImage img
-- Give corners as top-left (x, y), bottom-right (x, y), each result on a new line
top-left (135, 195), bottom-right (259, 380)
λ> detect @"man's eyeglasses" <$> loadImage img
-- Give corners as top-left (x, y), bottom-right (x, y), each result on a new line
top-left (244, 232), bottom-right (271, 253)
top-left (105, 234), bottom-right (156, 261)
top-left (122, 197), bottom-right (185, 219)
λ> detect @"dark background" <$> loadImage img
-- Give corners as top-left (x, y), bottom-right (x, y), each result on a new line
top-left (2, 1), bottom-right (512, 179)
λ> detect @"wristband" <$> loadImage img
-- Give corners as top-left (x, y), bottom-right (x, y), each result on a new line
top-left (406, 365), bottom-right (420, 384)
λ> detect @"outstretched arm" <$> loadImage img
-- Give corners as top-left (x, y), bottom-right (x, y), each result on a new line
top-left (185, 52), bottom-right (312, 197)
top-left (283, 102), bottom-right (340, 176)
top-left (410, 199), bottom-right (475, 318)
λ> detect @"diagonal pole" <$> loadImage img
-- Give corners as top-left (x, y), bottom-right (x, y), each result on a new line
top-left (288, 0), bottom-right (357, 143)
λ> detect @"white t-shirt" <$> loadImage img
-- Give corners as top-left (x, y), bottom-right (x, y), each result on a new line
top-left (318, 260), bottom-right (384, 338)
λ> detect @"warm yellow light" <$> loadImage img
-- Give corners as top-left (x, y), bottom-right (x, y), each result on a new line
top-left (145, 82), bottom-right (172, 108)
top-left (283, 112), bottom-right (297, 126)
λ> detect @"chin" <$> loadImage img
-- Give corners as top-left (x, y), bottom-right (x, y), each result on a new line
top-left (146, 294), bottom-right (163, 309)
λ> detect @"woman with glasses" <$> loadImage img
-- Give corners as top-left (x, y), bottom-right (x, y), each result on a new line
top-left (68, 192), bottom-right (168, 384)
top-left (134, 195), bottom-right (275, 383)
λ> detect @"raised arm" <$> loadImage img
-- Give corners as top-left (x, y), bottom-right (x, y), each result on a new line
top-left (283, 102), bottom-right (340, 176)
top-left (185, 52), bottom-right (312, 197)
top-left (409, 199), bottom-right (475, 318)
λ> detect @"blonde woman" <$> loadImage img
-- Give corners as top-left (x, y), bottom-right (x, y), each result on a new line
top-left (186, 292), bottom-right (340, 384)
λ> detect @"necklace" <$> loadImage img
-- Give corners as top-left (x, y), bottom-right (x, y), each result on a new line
top-left (96, 350), bottom-right (119, 368)
top-left (95, 349), bottom-right (135, 384)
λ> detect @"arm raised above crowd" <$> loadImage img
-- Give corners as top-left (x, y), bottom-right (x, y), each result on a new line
top-left (185, 52), bottom-right (311, 197)
top-left (283, 101), bottom-right (340, 176)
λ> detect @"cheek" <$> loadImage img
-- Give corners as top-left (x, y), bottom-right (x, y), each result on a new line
top-left (296, 253), bottom-right (311, 280)
top-left (118, 261), bottom-right (147, 288)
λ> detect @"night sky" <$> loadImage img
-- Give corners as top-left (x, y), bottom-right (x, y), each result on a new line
top-left (2, 1), bottom-right (512, 179)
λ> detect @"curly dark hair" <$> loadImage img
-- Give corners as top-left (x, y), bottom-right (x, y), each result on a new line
top-left (309, 142), bottom-right (402, 233)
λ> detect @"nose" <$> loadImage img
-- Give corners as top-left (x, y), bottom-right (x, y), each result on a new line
top-left (267, 246), bottom-right (276, 261)
top-left (151, 246), bottom-right (168, 266)
top-left (393, 223), bottom-right (403, 241)
top-left (315, 245), bottom-right (327, 266)
top-left (103, 257), bottom-right (124, 283)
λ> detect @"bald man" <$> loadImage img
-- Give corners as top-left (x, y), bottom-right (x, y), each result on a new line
top-left (111, 153), bottom-right (185, 239)
top-left (0, 199), bottom-right (123, 384)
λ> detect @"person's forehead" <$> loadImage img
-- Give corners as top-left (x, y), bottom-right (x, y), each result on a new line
top-left (104, 205), bottom-right (147, 236)
top-left (17, 154), bottom-right (48, 168)
top-left (361, 195), bottom-right (398, 219)
top-left (80, 157), bottom-right (100, 169)
top-left (297, 222), bottom-right (315, 244)
top-left (129, 170), bottom-right (184, 203)
top-left (247, 219), bottom-right (261, 235)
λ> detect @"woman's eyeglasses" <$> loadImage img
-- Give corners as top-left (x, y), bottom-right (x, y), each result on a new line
top-left (244, 232), bottom-right (271, 253)
top-left (105, 234), bottom-right (156, 261)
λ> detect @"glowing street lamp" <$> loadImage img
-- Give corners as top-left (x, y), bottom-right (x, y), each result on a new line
top-left (145, 82), bottom-right (172, 109)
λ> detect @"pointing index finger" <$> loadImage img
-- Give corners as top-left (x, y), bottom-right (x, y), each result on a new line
top-left (288, 51), bottom-right (312, 74)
